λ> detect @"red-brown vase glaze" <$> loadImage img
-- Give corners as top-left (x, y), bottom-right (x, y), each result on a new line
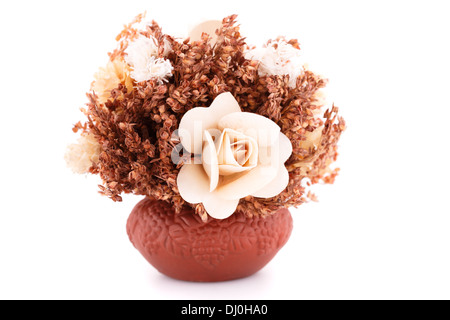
top-left (126, 198), bottom-right (293, 282)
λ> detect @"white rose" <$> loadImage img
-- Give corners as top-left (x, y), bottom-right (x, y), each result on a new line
top-left (176, 92), bottom-right (293, 219)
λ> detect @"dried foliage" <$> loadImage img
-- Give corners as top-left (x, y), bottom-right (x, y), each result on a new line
top-left (73, 14), bottom-right (345, 218)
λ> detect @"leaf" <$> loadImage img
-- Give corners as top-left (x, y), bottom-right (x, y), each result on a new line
top-left (228, 222), bottom-right (257, 253)
top-left (165, 224), bottom-right (192, 257)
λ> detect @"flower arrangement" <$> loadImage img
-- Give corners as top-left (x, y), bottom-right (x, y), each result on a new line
top-left (66, 15), bottom-right (345, 219)
top-left (65, 13), bottom-right (345, 281)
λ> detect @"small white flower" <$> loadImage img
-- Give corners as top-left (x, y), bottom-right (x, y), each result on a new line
top-left (65, 133), bottom-right (101, 174)
top-left (91, 58), bottom-right (133, 103)
top-left (245, 39), bottom-right (304, 88)
top-left (125, 35), bottom-right (173, 83)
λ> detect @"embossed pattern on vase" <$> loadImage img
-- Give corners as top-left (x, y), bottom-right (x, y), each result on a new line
top-left (127, 198), bottom-right (293, 282)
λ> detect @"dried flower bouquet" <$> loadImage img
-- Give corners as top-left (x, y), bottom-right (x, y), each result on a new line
top-left (66, 13), bottom-right (345, 281)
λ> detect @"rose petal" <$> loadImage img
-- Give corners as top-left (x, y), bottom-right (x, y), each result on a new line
top-left (202, 193), bottom-right (239, 220)
top-left (189, 20), bottom-right (222, 44)
top-left (278, 132), bottom-right (293, 163)
top-left (217, 164), bottom-right (253, 175)
top-left (251, 133), bottom-right (291, 198)
top-left (202, 131), bottom-right (219, 192)
top-left (258, 144), bottom-right (273, 167)
top-left (258, 132), bottom-right (292, 166)
top-left (216, 128), bottom-right (258, 175)
top-left (215, 164), bottom-right (278, 200)
top-left (218, 112), bottom-right (281, 147)
top-left (209, 92), bottom-right (242, 116)
top-left (178, 92), bottom-right (241, 154)
top-left (216, 130), bottom-right (235, 165)
top-left (177, 116), bottom-right (204, 155)
top-left (245, 141), bottom-right (258, 167)
top-left (176, 164), bottom-right (210, 204)
top-left (217, 129), bottom-right (252, 165)
top-left (235, 149), bottom-right (247, 165)
top-left (251, 165), bottom-right (289, 198)
top-left (227, 130), bottom-right (258, 166)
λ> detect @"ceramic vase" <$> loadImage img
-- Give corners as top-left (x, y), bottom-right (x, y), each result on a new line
top-left (127, 198), bottom-right (293, 282)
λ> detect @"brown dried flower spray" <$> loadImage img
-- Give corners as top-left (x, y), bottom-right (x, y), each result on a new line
top-left (67, 14), bottom-right (345, 219)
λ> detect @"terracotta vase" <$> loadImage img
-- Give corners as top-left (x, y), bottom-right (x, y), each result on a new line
top-left (126, 198), bottom-right (293, 282)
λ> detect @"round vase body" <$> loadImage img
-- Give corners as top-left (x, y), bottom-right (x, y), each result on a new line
top-left (126, 198), bottom-right (293, 282)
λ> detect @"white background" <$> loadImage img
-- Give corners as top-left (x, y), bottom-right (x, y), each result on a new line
top-left (1, 0), bottom-right (449, 300)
